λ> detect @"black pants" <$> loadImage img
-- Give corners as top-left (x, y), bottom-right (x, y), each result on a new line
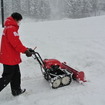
top-left (0, 64), bottom-right (21, 92)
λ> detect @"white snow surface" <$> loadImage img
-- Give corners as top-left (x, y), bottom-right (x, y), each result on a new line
top-left (0, 16), bottom-right (105, 105)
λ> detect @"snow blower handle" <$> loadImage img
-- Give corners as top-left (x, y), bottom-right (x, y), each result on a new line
top-left (31, 48), bottom-right (44, 67)
top-left (28, 47), bottom-right (37, 53)
top-left (33, 46), bottom-right (37, 50)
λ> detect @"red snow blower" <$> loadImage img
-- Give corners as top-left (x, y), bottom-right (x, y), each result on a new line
top-left (32, 50), bottom-right (86, 89)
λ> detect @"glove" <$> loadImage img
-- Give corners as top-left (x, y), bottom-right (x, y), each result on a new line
top-left (24, 49), bottom-right (32, 57)
top-left (28, 48), bottom-right (35, 53)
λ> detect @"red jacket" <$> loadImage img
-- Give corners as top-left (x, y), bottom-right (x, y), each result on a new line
top-left (0, 17), bottom-right (27, 65)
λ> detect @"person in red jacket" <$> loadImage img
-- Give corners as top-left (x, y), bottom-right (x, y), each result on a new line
top-left (0, 12), bottom-right (33, 96)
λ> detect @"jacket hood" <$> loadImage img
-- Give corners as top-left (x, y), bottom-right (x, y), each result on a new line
top-left (4, 16), bottom-right (19, 28)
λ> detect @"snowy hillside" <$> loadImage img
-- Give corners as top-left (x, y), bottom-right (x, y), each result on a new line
top-left (0, 16), bottom-right (105, 105)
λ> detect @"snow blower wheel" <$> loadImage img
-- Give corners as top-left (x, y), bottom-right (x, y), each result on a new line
top-left (51, 77), bottom-right (61, 89)
top-left (61, 75), bottom-right (71, 86)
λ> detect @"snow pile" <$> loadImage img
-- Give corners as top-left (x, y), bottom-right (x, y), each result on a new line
top-left (0, 16), bottom-right (105, 105)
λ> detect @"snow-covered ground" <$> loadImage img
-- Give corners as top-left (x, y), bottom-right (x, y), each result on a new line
top-left (0, 16), bottom-right (105, 105)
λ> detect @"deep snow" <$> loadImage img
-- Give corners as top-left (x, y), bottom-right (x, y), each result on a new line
top-left (0, 16), bottom-right (105, 105)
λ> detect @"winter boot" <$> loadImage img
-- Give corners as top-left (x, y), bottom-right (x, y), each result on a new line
top-left (12, 89), bottom-right (26, 96)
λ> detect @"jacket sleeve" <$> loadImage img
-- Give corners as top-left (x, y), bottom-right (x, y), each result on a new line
top-left (7, 28), bottom-right (27, 53)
